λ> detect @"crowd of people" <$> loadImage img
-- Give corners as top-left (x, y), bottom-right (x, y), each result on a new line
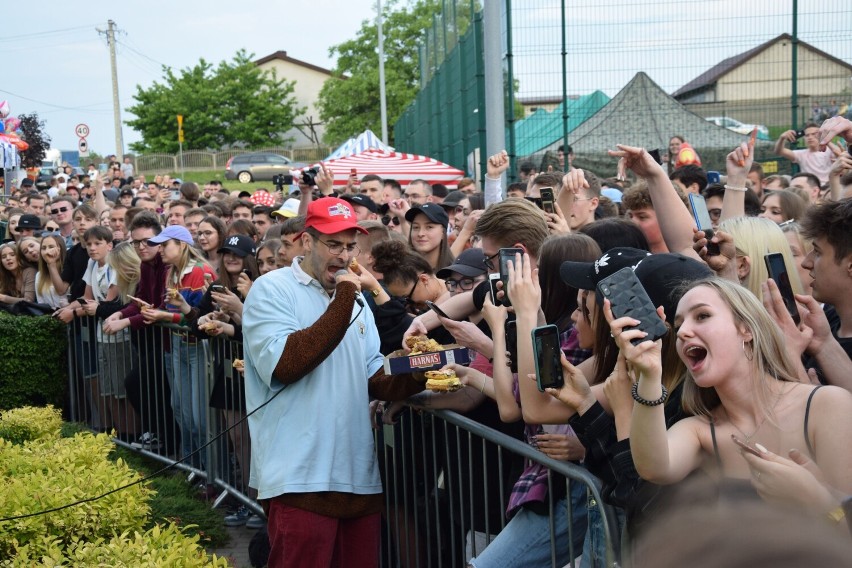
top-left (2, 116), bottom-right (852, 567)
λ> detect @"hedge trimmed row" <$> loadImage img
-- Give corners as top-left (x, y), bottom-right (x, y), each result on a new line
top-left (0, 313), bottom-right (67, 411)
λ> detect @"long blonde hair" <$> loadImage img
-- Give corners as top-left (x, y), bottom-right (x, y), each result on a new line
top-left (719, 216), bottom-right (803, 300)
top-left (679, 278), bottom-right (800, 421)
top-left (167, 240), bottom-right (211, 288)
top-left (108, 241), bottom-right (141, 303)
top-left (36, 235), bottom-right (67, 297)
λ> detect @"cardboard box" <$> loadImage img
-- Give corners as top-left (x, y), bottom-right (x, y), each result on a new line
top-left (383, 344), bottom-right (472, 375)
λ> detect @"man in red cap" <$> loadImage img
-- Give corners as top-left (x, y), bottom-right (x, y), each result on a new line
top-left (242, 197), bottom-right (427, 568)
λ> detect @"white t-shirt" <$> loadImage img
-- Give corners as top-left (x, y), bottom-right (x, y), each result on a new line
top-left (791, 148), bottom-right (835, 186)
top-left (83, 259), bottom-right (127, 343)
top-left (35, 272), bottom-right (68, 310)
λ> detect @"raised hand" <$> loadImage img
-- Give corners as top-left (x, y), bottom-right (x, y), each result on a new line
top-left (542, 355), bottom-right (596, 414)
top-left (607, 145), bottom-right (663, 179)
top-left (486, 150), bottom-right (510, 178)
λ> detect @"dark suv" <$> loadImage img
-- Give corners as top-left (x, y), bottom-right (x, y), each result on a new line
top-left (224, 152), bottom-right (306, 184)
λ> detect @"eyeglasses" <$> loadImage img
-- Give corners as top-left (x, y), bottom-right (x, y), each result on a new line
top-left (381, 215), bottom-right (400, 226)
top-left (454, 206), bottom-right (471, 215)
top-left (316, 239), bottom-right (360, 257)
top-left (404, 193), bottom-right (424, 200)
top-left (132, 239), bottom-right (154, 249)
top-left (484, 250), bottom-right (500, 271)
top-left (399, 279), bottom-right (419, 306)
top-left (445, 277), bottom-right (476, 292)
top-left (51, 206), bottom-right (70, 215)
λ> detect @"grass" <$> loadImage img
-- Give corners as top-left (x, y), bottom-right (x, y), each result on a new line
top-left (164, 170), bottom-right (273, 193)
top-left (61, 423), bottom-right (230, 548)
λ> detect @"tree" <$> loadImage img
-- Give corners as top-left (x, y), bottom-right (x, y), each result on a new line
top-left (126, 50), bottom-right (304, 153)
top-left (318, 0), bottom-right (471, 146)
top-left (18, 113), bottom-right (50, 169)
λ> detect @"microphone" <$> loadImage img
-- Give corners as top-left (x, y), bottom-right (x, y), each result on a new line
top-left (335, 269), bottom-right (365, 307)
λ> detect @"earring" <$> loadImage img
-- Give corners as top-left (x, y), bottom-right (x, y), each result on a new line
top-left (742, 340), bottom-right (754, 361)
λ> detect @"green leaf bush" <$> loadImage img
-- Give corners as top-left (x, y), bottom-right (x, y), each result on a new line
top-left (0, 406), bottom-right (230, 566)
top-left (0, 314), bottom-right (68, 411)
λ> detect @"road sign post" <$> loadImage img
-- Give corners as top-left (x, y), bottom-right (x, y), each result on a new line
top-left (177, 115), bottom-right (185, 177)
top-left (78, 137), bottom-right (90, 157)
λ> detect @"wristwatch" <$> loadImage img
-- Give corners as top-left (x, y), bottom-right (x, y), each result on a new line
top-left (370, 288), bottom-right (381, 298)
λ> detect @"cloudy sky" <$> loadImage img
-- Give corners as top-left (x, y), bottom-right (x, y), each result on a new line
top-left (3, 1), bottom-right (849, 156)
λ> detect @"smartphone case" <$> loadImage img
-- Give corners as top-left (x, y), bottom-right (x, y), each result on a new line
top-left (532, 324), bottom-right (564, 391)
top-left (597, 267), bottom-right (668, 346)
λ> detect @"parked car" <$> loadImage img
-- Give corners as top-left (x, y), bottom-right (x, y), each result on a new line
top-left (705, 116), bottom-right (770, 138)
top-left (224, 152), bottom-right (307, 184)
top-left (35, 167), bottom-right (57, 190)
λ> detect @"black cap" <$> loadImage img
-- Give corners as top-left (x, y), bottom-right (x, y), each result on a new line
top-left (436, 248), bottom-right (488, 279)
top-left (238, 190), bottom-right (252, 199)
top-left (633, 253), bottom-right (712, 324)
top-left (431, 183), bottom-right (449, 199)
top-left (119, 188), bottom-right (134, 198)
top-left (218, 234), bottom-right (257, 258)
top-left (440, 190), bottom-right (465, 209)
top-left (341, 193), bottom-right (378, 214)
top-left (20, 178), bottom-right (34, 188)
top-left (560, 248), bottom-right (651, 291)
top-left (405, 203), bottom-right (449, 226)
top-left (16, 214), bottom-right (43, 232)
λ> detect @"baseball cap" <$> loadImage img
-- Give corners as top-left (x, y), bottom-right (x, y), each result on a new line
top-left (20, 178), bottom-right (34, 188)
top-left (272, 198), bottom-right (301, 219)
top-left (218, 234), bottom-right (257, 258)
top-left (440, 190), bottom-right (465, 209)
top-left (16, 214), bottom-right (43, 232)
top-left (294, 197), bottom-right (368, 240)
top-left (119, 188), bottom-right (134, 198)
top-left (436, 248), bottom-right (488, 279)
top-left (341, 193), bottom-right (378, 214)
top-left (250, 190), bottom-right (276, 207)
top-left (560, 247), bottom-right (651, 291)
top-left (633, 253), bottom-right (712, 324)
top-left (147, 224), bottom-right (194, 246)
top-left (405, 203), bottom-right (449, 226)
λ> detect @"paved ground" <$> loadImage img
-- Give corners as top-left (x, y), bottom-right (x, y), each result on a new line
top-left (210, 524), bottom-right (260, 567)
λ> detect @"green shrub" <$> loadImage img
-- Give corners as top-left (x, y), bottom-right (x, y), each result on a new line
top-left (0, 405), bottom-right (64, 444)
top-left (0, 313), bottom-right (68, 410)
top-left (0, 430), bottom-right (153, 560)
top-left (6, 523), bottom-right (231, 567)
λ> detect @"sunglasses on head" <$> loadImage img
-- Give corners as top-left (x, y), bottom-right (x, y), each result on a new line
top-left (381, 215), bottom-right (400, 226)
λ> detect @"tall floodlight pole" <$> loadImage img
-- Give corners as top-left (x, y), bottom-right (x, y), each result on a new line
top-left (377, 0), bottom-right (389, 144)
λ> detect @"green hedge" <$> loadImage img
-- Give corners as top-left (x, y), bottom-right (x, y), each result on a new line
top-left (0, 313), bottom-right (68, 411)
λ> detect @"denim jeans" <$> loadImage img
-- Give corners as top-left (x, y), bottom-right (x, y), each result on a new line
top-left (469, 480), bottom-right (588, 568)
top-left (165, 335), bottom-right (207, 469)
top-left (580, 493), bottom-right (625, 568)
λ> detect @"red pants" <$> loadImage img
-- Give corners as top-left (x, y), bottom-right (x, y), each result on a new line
top-left (267, 500), bottom-right (380, 568)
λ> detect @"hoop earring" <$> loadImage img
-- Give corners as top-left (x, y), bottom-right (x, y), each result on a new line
top-left (742, 340), bottom-right (754, 361)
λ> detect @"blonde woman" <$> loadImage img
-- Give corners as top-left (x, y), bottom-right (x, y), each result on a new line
top-left (617, 278), bottom-right (852, 502)
top-left (142, 225), bottom-right (215, 467)
top-left (719, 216), bottom-right (803, 301)
top-left (35, 235), bottom-right (68, 309)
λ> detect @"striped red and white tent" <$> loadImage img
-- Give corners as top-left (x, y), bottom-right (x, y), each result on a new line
top-left (310, 149), bottom-right (465, 189)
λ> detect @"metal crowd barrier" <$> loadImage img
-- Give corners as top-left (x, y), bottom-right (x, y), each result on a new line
top-left (65, 317), bottom-right (620, 566)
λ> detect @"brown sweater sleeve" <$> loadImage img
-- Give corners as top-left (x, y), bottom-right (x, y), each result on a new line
top-left (272, 280), bottom-right (357, 385)
top-left (368, 367), bottom-right (427, 401)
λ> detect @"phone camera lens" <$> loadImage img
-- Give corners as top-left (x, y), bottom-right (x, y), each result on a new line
top-left (601, 285), bottom-right (610, 296)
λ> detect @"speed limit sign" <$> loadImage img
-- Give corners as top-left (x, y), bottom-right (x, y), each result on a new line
top-left (75, 124), bottom-right (90, 138)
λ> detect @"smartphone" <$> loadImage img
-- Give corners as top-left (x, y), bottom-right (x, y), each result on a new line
top-left (169, 189), bottom-right (181, 201)
top-left (648, 149), bottom-right (662, 165)
top-left (126, 294), bottom-right (152, 308)
top-left (76, 298), bottom-right (88, 305)
top-left (488, 273), bottom-right (502, 306)
top-left (688, 193), bottom-right (720, 256)
top-left (794, 129), bottom-right (805, 140)
top-left (706, 171), bottom-right (721, 185)
top-left (540, 187), bottom-right (555, 214)
top-left (425, 300), bottom-right (452, 320)
top-left (597, 267), bottom-right (669, 346)
top-left (731, 434), bottom-right (762, 457)
top-left (532, 324), bottom-right (564, 392)
top-left (505, 319), bottom-right (518, 373)
top-left (210, 284), bottom-right (226, 292)
top-left (498, 248), bottom-right (524, 307)
top-left (350, 168), bottom-right (357, 176)
top-left (764, 253), bottom-right (801, 325)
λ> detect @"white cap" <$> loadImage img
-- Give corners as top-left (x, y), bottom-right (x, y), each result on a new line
top-left (272, 198), bottom-right (301, 218)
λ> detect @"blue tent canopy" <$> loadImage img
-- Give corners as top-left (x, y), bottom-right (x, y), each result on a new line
top-left (512, 91), bottom-right (610, 157)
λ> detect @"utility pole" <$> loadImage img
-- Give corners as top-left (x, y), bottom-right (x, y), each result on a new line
top-left (377, 0), bottom-right (388, 145)
top-left (99, 20), bottom-right (124, 159)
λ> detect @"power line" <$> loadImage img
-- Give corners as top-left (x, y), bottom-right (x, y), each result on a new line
top-left (0, 88), bottom-right (112, 112)
top-left (115, 38), bottom-right (168, 70)
top-left (0, 25), bottom-right (98, 43)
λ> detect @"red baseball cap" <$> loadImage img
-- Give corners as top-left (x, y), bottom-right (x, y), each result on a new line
top-left (294, 197), bottom-right (368, 240)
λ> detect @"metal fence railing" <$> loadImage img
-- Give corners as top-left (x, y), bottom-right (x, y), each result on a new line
top-left (394, 0), bottom-right (852, 180)
top-left (132, 145), bottom-right (334, 175)
top-left (63, 317), bottom-right (621, 566)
